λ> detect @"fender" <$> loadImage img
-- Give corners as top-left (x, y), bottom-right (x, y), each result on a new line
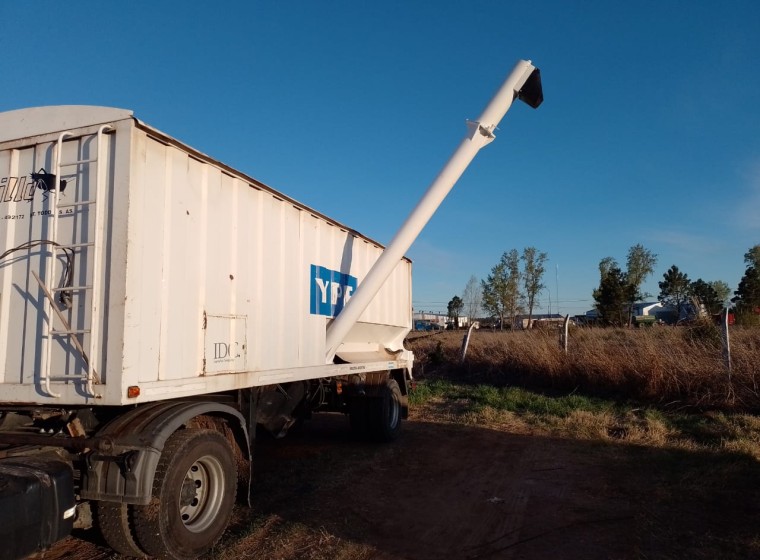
top-left (80, 400), bottom-right (250, 505)
top-left (352, 369), bottom-right (410, 419)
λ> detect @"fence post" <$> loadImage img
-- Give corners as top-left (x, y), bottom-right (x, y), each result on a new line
top-left (559, 314), bottom-right (570, 354)
top-left (722, 307), bottom-right (732, 376)
top-left (460, 322), bottom-right (478, 363)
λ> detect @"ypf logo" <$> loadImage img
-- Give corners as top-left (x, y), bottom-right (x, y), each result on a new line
top-left (310, 265), bottom-right (357, 317)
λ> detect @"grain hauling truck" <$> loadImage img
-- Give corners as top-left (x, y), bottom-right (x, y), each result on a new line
top-left (0, 60), bottom-right (542, 559)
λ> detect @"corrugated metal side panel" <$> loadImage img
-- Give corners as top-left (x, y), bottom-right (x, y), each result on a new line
top-left (0, 143), bottom-right (53, 386)
top-left (0, 121), bottom-right (131, 404)
top-left (121, 136), bottom-right (203, 384)
top-left (121, 131), bottom-right (411, 388)
top-left (0, 109), bottom-right (410, 405)
top-left (99, 120), bottom-right (132, 403)
top-left (356, 236), bottom-right (412, 328)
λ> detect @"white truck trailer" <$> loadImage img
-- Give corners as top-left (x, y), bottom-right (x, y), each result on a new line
top-left (0, 60), bottom-right (542, 559)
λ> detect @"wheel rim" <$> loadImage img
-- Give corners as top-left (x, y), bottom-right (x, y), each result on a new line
top-left (177, 454), bottom-right (227, 533)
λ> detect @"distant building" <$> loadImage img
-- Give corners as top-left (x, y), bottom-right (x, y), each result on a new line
top-left (413, 311), bottom-right (472, 330)
top-left (448, 316), bottom-right (471, 329)
top-left (631, 302), bottom-right (665, 317)
top-left (580, 302), bottom-right (680, 326)
top-left (520, 313), bottom-right (565, 329)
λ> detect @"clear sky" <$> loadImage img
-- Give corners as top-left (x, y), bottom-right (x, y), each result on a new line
top-left (2, 1), bottom-right (758, 316)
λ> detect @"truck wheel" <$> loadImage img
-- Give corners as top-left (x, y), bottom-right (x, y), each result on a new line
top-left (349, 396), bottom-right (369, 438)
top-left (95, 502), bottom-right (146, 558)
top-left (133, 429), bottom-right (237, 560)
top-left (368, 379), bottom-right (402, 442)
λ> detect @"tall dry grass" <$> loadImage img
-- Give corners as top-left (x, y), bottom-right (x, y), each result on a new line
top-left (407, 325), bottom-right (760, 411)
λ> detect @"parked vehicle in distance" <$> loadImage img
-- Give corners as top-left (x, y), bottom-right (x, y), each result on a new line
top-left (415, 320), bottom-right (444, 331)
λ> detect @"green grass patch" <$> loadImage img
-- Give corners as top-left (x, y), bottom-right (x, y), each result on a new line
top-left (468, 384), bottom-right (613, 417)
top-left (412, 380), bottom-right (616, 418)
top-left (410, 379), bottom-right (760, 457)
top-left (408, 379), bottom-right (459, 405)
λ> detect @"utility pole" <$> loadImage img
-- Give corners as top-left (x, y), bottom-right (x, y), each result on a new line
top-left (555, 264), bottom-right (559, 316)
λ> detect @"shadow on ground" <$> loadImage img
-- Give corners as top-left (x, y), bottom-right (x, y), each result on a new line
top-left (230, 413), bottom-right (760, 560)
top-left (44, 411), bottom-right (760, 560)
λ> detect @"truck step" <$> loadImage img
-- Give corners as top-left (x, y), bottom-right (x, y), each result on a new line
top-left (56, 200), bottom-right (96, 209)
top-left (50, 329), bottom-right (91, 335)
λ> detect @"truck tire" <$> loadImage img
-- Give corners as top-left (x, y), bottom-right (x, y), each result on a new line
top-left (95, 501), bottom-right (146, 558)
top-left (349, 396), bottom-right (370, 438)
top-left (133, 429), bottom-right (237, 560)
top-left (368, 379), bottom-right (402, 442)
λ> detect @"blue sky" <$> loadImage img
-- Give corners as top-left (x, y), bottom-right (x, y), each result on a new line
top-left (2, 1), bottom-right (759, 316)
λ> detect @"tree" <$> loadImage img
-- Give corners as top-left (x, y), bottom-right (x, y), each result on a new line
top-left (592, 246), bottom-right (657, 327)
top-left (733, 268), bottom-right (760, 324)
top-left (735, 268), bottom-right (760, 307)
top-left (624, 244), bottom-right (658, 325)
top-left (482, 267), bottom-right (506, 328)
top-left (481, 250), bottom-right (522, 329)
top-left (461, 275), bottom-right (482, 324)
top-left (733, 246), bottom-right (760, 324)
top-left (745, 245), bottom-right (760, 269)
top-left (447, 296), bottom-right (464, 329)
top-left (502, 249), bottom-right (522, 327)
top-left (521, 247), bottom-right (548, 328)
top-left (708, 280), bottom-right (732, 308)
top-left (598, 256), bottom-right (617, 278)
top-left (658, 265), bottom-right (690, 317)
top-left (593, 264), bottom-right (632, 326)
top-left (691, 279), bottom-right (723, 315)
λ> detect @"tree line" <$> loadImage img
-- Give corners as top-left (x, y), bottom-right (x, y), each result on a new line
top-left (447, 247), bottom-right (548, 329)
top-left (444, 243), bottom-right (760, 329)
top-left (592, 244), bottom-right (659, 326)
top-left (593, 243), bottom-right (760, 326)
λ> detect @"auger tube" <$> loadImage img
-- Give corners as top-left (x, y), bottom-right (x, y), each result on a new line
top-left (325, 59), bottom-right (543, 362)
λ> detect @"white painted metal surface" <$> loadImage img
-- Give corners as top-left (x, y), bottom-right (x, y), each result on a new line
top-left (0, 106), bottom-right (412, 406)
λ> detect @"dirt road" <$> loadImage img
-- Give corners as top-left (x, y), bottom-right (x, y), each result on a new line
top-left (40, 410), bottom-right (758, 559)
top-left (276, 418), bottom-right (636, 560)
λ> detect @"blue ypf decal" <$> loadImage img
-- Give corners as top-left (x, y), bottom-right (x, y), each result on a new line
top-left (310, 265), bottom-right (358, 317)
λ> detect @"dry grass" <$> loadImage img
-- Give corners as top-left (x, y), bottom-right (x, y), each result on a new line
top-left (408, 326), bottom-right (760, 411)
top-left (210, 515), bottom-right (374, 560)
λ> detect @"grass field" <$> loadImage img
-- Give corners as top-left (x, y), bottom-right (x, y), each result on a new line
top-left (407, 326), bottom-right (760, 465)
top-left (407, 326), bottom-right (760, 411)
top-left (404, 329), bottom-right (760, 558)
